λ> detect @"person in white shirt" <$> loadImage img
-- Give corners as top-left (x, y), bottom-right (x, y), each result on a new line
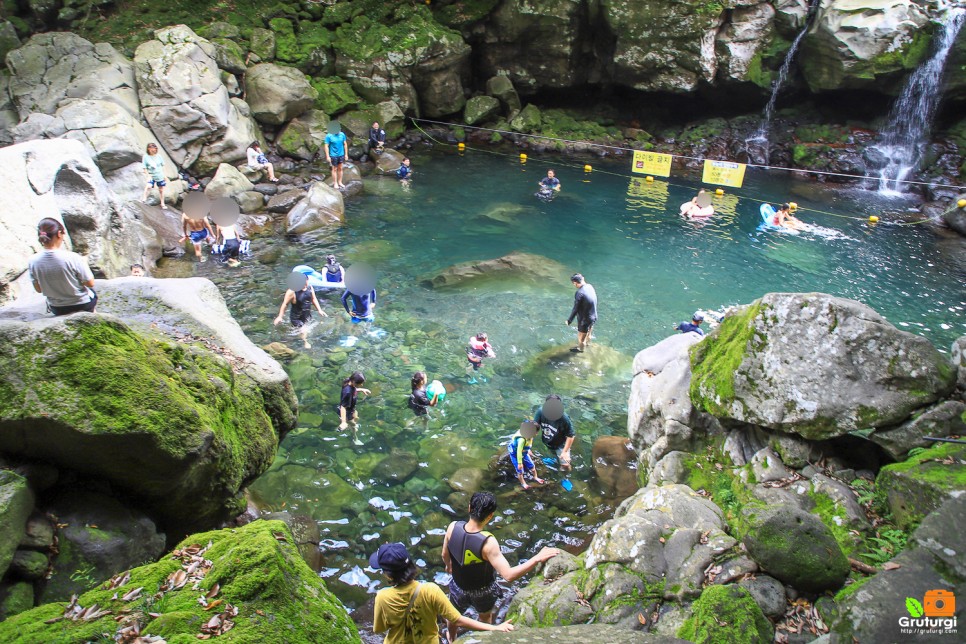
top-left (247, 142), bottom-right (279, 182)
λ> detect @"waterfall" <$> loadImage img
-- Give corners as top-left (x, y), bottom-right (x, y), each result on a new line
top-left (746, 0), bottom-right (819, 162)
top-left (873, 8), bottom-right (966, 194)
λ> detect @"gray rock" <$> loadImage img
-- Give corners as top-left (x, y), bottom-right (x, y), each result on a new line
top-left (135, 26), bottom-right (256, 172)
top-left (715, 2), bottom-right (775, 86)
top-left (250, 28), bottom-right (275, 61)
top-left (132, 201), bottom-right (185, 257)
top-left (206, 163), bottom-right (255, 199)
top-left (739, 574), bottom-right (787, 619)
top-left (722, 426), bottom-right (769, 467)
top-left (689, 293), bottom-right (956, 440)
top-left (591, 436), bottom-right (639, 498)
top-left (485, 75), bottom-right (521, 113)
top-left (464, 95), bottom-right (501, 125)
top-left (446, 467), bottom-right (483, 493)
top-left (633, 333), bottom-right (703, 377)
top-left (267, 188), bottom-right (305, 213)
top-left (276, 110), bottom-right (329, 161)
top-left (540, 550), bottom-right (579, 583)
top-left (261, 512), bottom-right (321, 571)
top-left (244, 63), bottom-right (317, 126)
top-left (617, 484), bottom-right (724, 531)
top-left (202, 21), bottom-right (241, 41)
top-left (421, 251), bottom-right (569, 290)
top-left (648, 451), bottom-right (690, 486)
top-left (468, 623), bottom-right (681, 643)
top-left (510, 104), bottom-right (541, 133)
top-left (953, 334), bottom-right (966, 390)
top-left (236, 191), bottom-right (265, 214)
top-left (742, 505), bottom-right (849, 592)
top-left (252, 183), bottom-right (278, 196)
top-left (285, 181), bottom-right (345, 234)
top-left (0, 21), bottom-right (20, 64)
top-left (40, 490), bottom-right (165, 602)
top-left (944, 205), bottom-right (966, 236)
top-left (712, 554), bottom-right (758, 585)
top-left (750, 447), bottom-right (793, 483)
top-left (768, 431), bottom-right (825, 469)
top-left (809, 473), bottom-right (871, 533)
top-left (373, 148), bottom-right (406, 175)
top-left (19, 512), bottom-right (55, 550)
top-left (0, 471), bottom-right (34, 581)
top-left (870, 400), bottom-right (966, 460)
top-left (210, 37), bottom-right (246, 75)
top-left (6, 32), bottom-right (139, 120)
top-left (876, 443), bottom-right (965, 530)
top-left (9, 549), bottom-right (47, 579)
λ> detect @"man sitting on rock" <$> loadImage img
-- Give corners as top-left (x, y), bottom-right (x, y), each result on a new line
top-left (368, 121), bottom-right (386, 153)
top-left (442, 492), bottom-right (559, 643)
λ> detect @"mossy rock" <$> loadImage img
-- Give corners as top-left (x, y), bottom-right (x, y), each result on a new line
top-left (250, 27), bottom-right (276, 61)
top-left (510, 104), bottom-right (542, 133)
top-left (310, 76), bottom-right (361, 115)
top-left (0, 520), bottom-right (358, 643)
top-left (0, 470), bottom-right (34, 581)
top-left (876, 442), bottom-right (966, 530)
top-left (677, 584), bottom-right (774, 643)
top-left (0, 313), bottom-right (282, 534)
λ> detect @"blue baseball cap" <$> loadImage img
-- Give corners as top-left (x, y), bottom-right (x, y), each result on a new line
top-left (369, 542), bottom-right (410, 571)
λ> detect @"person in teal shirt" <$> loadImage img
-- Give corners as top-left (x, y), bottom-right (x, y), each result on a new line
top-left (507, 421), bottom-right (544, 490)
top-left (324, 126), bottom-right (349, 191)
top-left (141, 143), bottom-right (167, 209)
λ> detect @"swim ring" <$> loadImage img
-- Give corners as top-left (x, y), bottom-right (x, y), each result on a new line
top-left (292, 265), bottom-right (345, 290)
top-left (681, 201), bottom-right (715, 218)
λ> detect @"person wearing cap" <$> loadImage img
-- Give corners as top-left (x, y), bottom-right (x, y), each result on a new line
top-left (507, 421), bottom-right (544, 489)
top-left (441, 492), bottom-right (560, 642)
top-left (533, 394), bottom-right (576, 471)
top-left (675, 312), bottom-right (705, 336)
top-left (371, 542), bottom-right (514, 643)
top-left (566, 273), bottom-right (597, 353)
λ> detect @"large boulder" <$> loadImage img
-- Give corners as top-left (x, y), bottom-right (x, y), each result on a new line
top-left (715, 1), bottom-right (777, 87)
top-left (285, 181), bottom-right (345, 235)
top-left (0, 277), bottom-right (298, 533)
top-left (689, 293), bottom-right (957, 441)
top-left (277, 110), bottom-right (329, 161)
top-left (421, 251), bottom-right (569, 289)
top-left (591, 436), bottom-right (639, 498)
top-left (205, 163), bottom-right (255, 199)
top-left (0, 139), bottom-right (160, 304)
top-left (244, 63), bottom-right (317, 126)
top-left (628, 333), bottom-right (715, 470)
top-left (677, 585), bottom-right (774, 644)
top-left (332, 8), bottom-right (469, 116)
top-left (5, 32), bottom-right (139, 120)
top-left (0, 520), bottom-right (359, 643)
top-left (876, 442), bottom-right (966, 530)
top-left (829, 494), bottom-right (966, 642)
top-left (464, 95), bottom-right (501, 125)
top-left (468, 625), bottom-right (687, 642)
top-left (600, 0), bottom-right (725, 93)
top-left (742, 505), bottom-right (849, 592)
top-left (134, 26), bottom-right (258, 171)
top-left (800, 0), bottom-right (932, 91)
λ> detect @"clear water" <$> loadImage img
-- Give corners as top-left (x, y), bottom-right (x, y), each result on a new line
top-left (177, 149), bottom-right (965, 615)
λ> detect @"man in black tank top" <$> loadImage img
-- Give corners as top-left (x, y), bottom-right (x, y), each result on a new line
top-left (442, 492), bottom-right (561, 642)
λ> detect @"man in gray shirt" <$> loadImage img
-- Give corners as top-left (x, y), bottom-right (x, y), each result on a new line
top-left (566, 273), bottom-right (597, 352)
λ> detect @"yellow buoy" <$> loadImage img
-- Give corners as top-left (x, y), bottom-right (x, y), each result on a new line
top-left (584, 164), bottom-right (592, 173)
top-left (645, 176), bottom-right (654, 182)
top-left (869, 215), bottom-right (879, 223)
top-left (520, 153), bottom-right (527, 162)
top-left (457, 142), bottom-right (465, 152)
top-left (958, 198), bottom-right (966, 208)
top-left (715, 188), bottom-right (724, 196)
top-left (789, 202), bottom-right (798, 212)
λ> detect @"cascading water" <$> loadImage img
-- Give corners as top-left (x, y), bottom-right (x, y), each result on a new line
top-left (745, 0), bottom-right (819, 163)
top-left (872, 7), bottom-right (966, 194)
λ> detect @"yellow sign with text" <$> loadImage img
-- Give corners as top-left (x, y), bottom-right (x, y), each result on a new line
top-left (631, 150), bottom-right (673, 178)
top-left (702, 160), bottom-right (746, 188)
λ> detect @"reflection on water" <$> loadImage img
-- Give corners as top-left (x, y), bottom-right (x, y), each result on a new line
top-left (180, 149), bottom-right (965, 614)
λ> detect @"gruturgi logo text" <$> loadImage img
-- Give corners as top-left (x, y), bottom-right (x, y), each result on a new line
top-left (900, 590), bottom-right (957, 635)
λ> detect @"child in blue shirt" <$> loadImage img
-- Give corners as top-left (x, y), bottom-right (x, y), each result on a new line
top-left (507, 421), bottom-right (544, 490)
top-left (396, 158), bottom-right (412, 180)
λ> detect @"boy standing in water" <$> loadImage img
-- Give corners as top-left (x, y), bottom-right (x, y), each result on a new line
top-left (179, 213), bottom-right (215, 262)
top-left (566, 273), bottom-right (597, 352)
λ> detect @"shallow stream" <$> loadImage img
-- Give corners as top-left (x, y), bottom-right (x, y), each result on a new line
top-left (165, 147), bottom-right (965, 615)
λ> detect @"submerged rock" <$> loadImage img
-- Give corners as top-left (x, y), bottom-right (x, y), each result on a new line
top-left (591, 436), bottom-right (639, 498)
top-left (522, 343), bottom-right (632, 396)
top-left (421, 251), bottom-right (569, 289)
top-left (689, 293), bottom-right (956, 441)
top-left (0, 520), bottom-right (358, 643)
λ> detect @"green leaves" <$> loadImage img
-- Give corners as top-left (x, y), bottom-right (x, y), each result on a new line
top-left (906, 597), bottom-right (924, 618)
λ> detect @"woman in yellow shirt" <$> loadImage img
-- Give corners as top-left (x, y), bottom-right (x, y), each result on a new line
top-left (371, 542), bottom-right (514, 643)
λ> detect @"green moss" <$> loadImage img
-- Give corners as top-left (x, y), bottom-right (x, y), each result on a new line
top-left (309, 77), bottom-right (361, 115)
top-left (876, 443), bottom-right (965, 530)
top-left (332, 6), bottom-right (462, 62)
top-left (0, 521), bottom-right (358, 644)
top-left (434, 0), bottom-right (501, 29)
top-left (794, 124), bottom-right (851, 144)
top-left (879, 443), bottom-right (966, 489)
top-left (269, 17), bottom-right (297, 62)
top-left (677, 584), bottom-right (773, 643)
top-left (689, 301), bottom-right (762, 416)
top-left (870, 26), bottom-right (934, 74)
top-left (809, 491), bottom-right (864, 556)
top-left (679, 444), bottom-right (761, 535)
top-left (680, 118), bottom-right (729, 145)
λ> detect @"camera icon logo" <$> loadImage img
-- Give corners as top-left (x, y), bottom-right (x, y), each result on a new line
top-left (923, 589), bottom-right (956, 618)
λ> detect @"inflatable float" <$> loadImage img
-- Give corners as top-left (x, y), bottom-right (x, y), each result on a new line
top-left (680, 202), bottom-right (715, 218)
top-left (292, 265), bottom-right (345, 290)
top-left (426, 380), bottom-right (446, 404)
top-left (759, 204), bottom-right (799, 234)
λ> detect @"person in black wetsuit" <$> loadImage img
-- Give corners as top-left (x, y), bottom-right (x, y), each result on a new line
top-left (566, 273), bottom-right (597, 352)
top-left (368, 122), bottom-right (386, 153)
top-left (442, 492), bottom-right (560, 643)
top-left (408, 371), bottom-right (439, 417)
top-left (273, 275), bottom-right (328, 348)
top-left (338, 371), bottom-right (370, 445)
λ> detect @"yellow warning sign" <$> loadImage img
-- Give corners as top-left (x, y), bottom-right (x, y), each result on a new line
top-left (702, 160), bottom-right (746, 188)
top-left (631, 150), bottom-right (673, 178)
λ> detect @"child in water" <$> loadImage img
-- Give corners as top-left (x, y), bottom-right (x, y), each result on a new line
top-left (508, 421), bottom-right (544, 490)
top-left (466, 332), bottom-right (495, 384)
top-left (408, 371), bottom-right (439, 417)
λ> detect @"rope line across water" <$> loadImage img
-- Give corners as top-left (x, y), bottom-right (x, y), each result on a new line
top-left (411, 117), bottom-right (966, 192)
top-left (410, 119), bottom-right (926, 226)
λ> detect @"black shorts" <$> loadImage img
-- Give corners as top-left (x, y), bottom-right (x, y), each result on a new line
top-left (291, 311), bottom-right (311, 328)
top-left (330, 155), bottom-right (345, 167)
top-left (577, 319), bottom-right (595, 333)
top-left (449, 580), bottom-right (502, 614)
top-left (224, 238), bottom-right (240, 259)
top-left (50, 291), bottom-right (97, 316)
